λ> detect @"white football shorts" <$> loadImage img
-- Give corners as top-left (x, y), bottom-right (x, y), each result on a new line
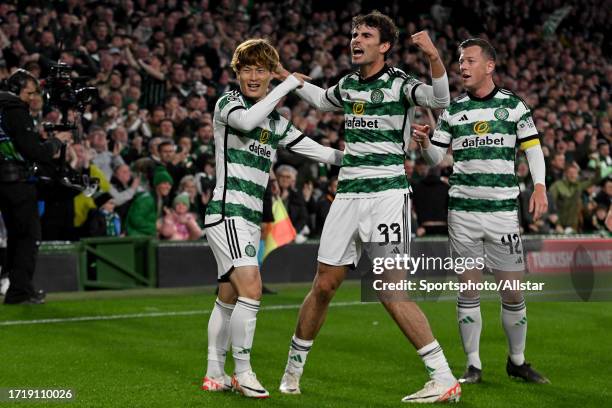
top-left (318, 190), bottom-right (412, 266)
top-left (205, 217), bottom-right (261, 281)
top-left (448, 210), bottom-right (525, 273)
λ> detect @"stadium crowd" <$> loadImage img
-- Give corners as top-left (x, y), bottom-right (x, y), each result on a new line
top-left (0, 0), bottom-right (610, 241)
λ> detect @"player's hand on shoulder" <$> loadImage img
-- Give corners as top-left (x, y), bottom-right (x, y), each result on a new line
top-left (411, 123), bottom-right (431, 148)
top-left (410, 31), bottom-right (440, 60)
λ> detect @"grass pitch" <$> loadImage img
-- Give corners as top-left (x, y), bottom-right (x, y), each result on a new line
top-left (1, 282), bottom-right (610, 407)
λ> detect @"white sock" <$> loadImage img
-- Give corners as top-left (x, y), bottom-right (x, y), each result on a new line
top-left (417, 340), bottom-right (456, 386)
top-left (230, 297), bottom-right (260, 374)
top-left (501, 300), bottom-right (527, 366)
top-left (206, 298), bottom-right (235, 378)
top-left (285, 335), bottom-right (313, 375)
top-left (457, 296), bottom-right (482, 369)
top-left (206, 298), bottom-right (234, 378)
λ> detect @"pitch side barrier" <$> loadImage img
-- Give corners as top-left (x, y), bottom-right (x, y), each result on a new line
top-left (33, 236), bottom-right (612, 297)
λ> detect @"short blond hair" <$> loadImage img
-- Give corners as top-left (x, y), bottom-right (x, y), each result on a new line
top-left (230, 39), bottom-right (279, 73)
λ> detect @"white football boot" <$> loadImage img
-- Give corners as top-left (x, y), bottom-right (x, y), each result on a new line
top-left (201, 374), bottom-right (231, 392)
top-left (231, 370), bottom-right (270, 398)
top-left (401, 380), bottom-right (461, 403)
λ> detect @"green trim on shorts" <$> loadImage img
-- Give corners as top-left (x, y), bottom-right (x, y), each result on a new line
top-left (449, 197), bottom-right (518, 212)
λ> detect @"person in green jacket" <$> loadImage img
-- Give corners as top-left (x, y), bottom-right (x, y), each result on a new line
top-left (126, 167), bottom-right (173, 236)
top-left (549, 163), bottom-right (601, 232)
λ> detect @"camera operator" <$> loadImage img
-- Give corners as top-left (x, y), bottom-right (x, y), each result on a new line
top-left (0, 69), bottom-right (70, 304)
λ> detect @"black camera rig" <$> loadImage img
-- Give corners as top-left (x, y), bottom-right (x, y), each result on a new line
top-left (37, 62), bottom-right (100, 196)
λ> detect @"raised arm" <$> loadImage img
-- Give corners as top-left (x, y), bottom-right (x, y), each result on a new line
top-left (408, 31), bottom-right (450, 109)
top-left (226, 75), bottom-right (302, 132)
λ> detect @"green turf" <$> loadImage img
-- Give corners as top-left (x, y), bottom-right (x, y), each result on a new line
top-left (1, 282), bottom-right (610, 407)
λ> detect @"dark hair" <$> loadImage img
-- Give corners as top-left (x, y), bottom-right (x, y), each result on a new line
top-left (459, 38), bottom-right (497, 62)
top-left (352, 11), bottom-right (398, 59)
top-left (159, 140), bottom-right (174, 150)
top-left (5, 69), bottom-right (39, 94)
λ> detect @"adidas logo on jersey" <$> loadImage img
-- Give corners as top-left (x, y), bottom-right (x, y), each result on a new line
top-left (249, 142), bottom-right (272, 158)
top-left (458, 114), bottom-right (469, 122)
top-left (461, 135), bottom-right (503, 148)
top-left (345, 116), bottom-right (380, 129)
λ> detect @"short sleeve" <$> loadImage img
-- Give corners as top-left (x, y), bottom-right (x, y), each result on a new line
top-left (516, 105), bottom-right (538, 139)
top-left (515, 101), bottom-right (540, 149)
top-left (215, 92), bottom-right (246, 123)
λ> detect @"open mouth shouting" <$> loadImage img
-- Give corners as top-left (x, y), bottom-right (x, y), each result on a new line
top-left (352, 46), bottom-right (365, 59)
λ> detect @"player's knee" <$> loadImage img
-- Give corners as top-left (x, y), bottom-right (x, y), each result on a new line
top-left (312, 277), bottom-right (339, 302)
top-left (236, 279), bottom-right (262, 300)
top-left (241, 288), bottom-right (262, 301)
top-left (500, 290), bottom-right (524, 304)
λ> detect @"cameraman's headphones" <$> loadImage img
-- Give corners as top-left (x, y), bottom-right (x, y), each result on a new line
top-left (6, 69), bottom-right (39, 95)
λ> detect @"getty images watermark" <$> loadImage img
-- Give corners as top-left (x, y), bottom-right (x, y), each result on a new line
top-left (360, 252), bottom-right (557, 303)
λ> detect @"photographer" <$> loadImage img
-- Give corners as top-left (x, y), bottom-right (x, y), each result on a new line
top-left (0, 69), bottom-right (70, 304)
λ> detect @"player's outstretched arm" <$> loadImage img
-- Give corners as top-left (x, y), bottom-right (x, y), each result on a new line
top-left (409, 31), bottom-right (450, 108)
top-left (274, 63), bottom-right (342, 112)
top-left (286, 136), bottom-right (343, 166)
top-left (227, 75), bottom-right (303, 132)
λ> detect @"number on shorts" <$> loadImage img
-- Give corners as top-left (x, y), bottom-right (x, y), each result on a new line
top-left (378, 223), bottom-right (401, 244)
top-left (500, 233), bottom-right (521, 254)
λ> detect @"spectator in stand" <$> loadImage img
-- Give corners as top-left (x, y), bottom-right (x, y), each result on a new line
top-left (82, 192), bottom-right (121, 238)
top-left (132, 137), bottom-right (163, 189)
top-left (193, 122), bottom-right (215, 158)
top-left (71, 142), bottom-right (112, 232)
top-left (588, 140), bottom-right (612, 179)
top-left (89, 125), bottom-right (125, 180)
top-left (412, 158), bottom-right (430, 185)
top-left (109, 164), bottom-right (140, 229)
top-left (276, 164), bottom-right (310, 242)
top-left (314, 176), bottom-right (337, 237)
top-left (546, 153), bottom-right (566, 187)
top-left (177, 175), bottom-right (206, 225)
top-left (404, 159), bottom-right (416, 185)
top-left (158, 192), bottom-right (202, 240)
top-left (594, 178), bottom-right (612, 208)
top-left (125, 167), bottom-right (173, 237)
top-left (550, 163), bottom-right (602, 232)
top-left (158, 140), bottom-right (187, 192)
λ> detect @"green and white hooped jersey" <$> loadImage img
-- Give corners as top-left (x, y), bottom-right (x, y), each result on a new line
top-left (205, 90), bottom-right (304, 227)
top-left (326, 66), bottom-right (425, 197)
top-left (431, 87), bottom-right (539, 213)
